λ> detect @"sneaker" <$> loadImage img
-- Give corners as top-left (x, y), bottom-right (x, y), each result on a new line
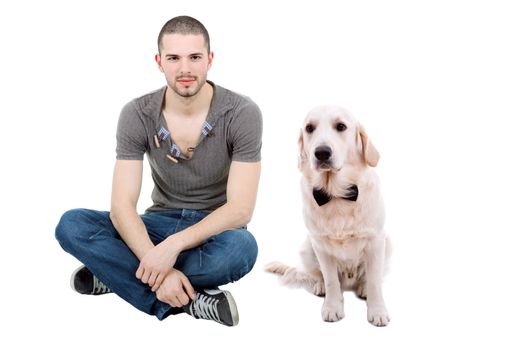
top-left (70, 266), bottom-right (112, 295)
top-left (183, 289), bottom-right (239, 327)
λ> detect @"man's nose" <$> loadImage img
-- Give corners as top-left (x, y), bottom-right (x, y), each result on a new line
top-left (180, 58), bottom-right (191, 73)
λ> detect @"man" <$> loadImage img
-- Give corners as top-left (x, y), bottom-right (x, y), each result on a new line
top-left (55, 16), bottom-right (262, 327)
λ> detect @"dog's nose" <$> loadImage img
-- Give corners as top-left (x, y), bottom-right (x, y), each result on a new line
top-left (314, 146), bottom-right (332, 161)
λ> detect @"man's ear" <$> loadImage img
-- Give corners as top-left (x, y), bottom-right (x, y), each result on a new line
top-left (358, 123), bottom-right (380, 167)
top-left (155, 53), bottom-right (164, 72)
top-left (208, 51), bottom-right (214, 70)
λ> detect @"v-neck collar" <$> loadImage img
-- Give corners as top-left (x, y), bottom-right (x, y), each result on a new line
top-left (152, 81), bottom-right (233, 161)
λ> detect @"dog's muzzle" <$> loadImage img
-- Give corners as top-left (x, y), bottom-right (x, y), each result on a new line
top-left (314, 145), bottom-right (333, 170)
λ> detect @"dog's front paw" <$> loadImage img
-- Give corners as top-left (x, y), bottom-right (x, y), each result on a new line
top-left (367, 305), bottom-right (390, 327)
top-left (322, 300), bottom-right (345, 322)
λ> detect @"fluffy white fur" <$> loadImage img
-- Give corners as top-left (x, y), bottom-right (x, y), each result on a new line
top-left (265, 106), bottom-right (391, 326)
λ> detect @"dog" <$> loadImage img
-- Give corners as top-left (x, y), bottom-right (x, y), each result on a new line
top-left (265, 105), bottom-right (391, 326)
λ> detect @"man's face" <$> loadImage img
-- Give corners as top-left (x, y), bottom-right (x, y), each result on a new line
top-left (156, 33), bottom-right (213, 98)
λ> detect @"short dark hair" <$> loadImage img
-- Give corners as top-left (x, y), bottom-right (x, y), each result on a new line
top-left (157, 16), bottom-right (210, 54)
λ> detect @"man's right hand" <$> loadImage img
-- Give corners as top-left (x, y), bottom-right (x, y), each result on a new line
top-left (155, 269), bottom-right (196, 308)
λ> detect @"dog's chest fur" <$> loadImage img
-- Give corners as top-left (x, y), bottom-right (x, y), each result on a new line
top-left (301, 169), bottom-right (384, 261)
top-left (305, 200), bottom-right (369, 261)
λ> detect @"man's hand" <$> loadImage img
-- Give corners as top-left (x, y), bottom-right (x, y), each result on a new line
top-left (136, 237), bottom-right (180, 292)
top-left (155, 269), bottom-right (196, 308)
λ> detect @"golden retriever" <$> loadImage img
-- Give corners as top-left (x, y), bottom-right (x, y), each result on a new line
top-left (265, 105), bottom-right (391, 326)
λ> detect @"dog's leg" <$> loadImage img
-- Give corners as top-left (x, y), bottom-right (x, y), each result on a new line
top-left (312, 242), bottom-right (345, 322)
top-left (355, 275), bottom-right (367, 299)
top-left (364, 236), bottom-right (390, 326)
top-left (299, 239), bottom-right (325, 296)
top-left (353, 261), bottom-right (367, 299)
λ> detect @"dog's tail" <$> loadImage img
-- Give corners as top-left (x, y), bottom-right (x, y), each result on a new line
top-left (264, 261), bottom-right (293, 275)
top-left (265, 261), bottom-right (324, 296)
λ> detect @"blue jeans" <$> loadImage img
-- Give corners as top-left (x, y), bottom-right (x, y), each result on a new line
top-left (55, 208), bottom-right (258, 320)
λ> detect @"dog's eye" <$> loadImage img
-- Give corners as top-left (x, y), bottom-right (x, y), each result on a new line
top-left (305, 124), bottom-right (315, 133)
top-left (335, 123), bottom-right (347, 132)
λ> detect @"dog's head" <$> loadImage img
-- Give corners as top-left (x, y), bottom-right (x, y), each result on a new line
top-left (298, 105), bottom-right (380, 173)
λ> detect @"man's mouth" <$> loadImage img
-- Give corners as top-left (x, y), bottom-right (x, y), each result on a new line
top-left (176, 77), bottom-right (196, 85)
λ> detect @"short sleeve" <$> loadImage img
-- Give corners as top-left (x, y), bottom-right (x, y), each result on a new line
top-left (229, 100), bottom-right (263, 162)
top-left (115, 101), bottom-right (148, 160)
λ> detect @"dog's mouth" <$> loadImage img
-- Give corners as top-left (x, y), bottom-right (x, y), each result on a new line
top-left (315, 160), bottom-right (335, 172)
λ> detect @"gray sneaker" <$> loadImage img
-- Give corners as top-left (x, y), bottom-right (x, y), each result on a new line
top-left (183, 289), bottom-right (239, 326)
top-left (70, 266), bottom-right (112, 295)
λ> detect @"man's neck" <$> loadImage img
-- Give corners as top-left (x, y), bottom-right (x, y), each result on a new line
top-left (164, 81), bottom-right (213, 118)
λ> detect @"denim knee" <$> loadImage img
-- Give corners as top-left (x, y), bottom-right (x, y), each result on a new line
top-left (55, 208), bottom-right (97, 251)
top-left (227, 229), bottom-right (258, 280)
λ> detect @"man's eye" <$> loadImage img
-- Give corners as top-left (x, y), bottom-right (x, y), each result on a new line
top-left (167, 56), bottom-right (179, 61)
top-left (305, 124), bottom-right (315, 133)
top-left (191, 56), bottom-right (202, 61)
top-left (335, 123), bottom-right (347, 132)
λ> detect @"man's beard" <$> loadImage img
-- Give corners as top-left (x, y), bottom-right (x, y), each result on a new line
top-left (169, 75), bottom-right (207, 98)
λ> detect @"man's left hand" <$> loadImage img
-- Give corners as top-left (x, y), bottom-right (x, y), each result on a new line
top-left (136, 237), bottom-right (180, 292)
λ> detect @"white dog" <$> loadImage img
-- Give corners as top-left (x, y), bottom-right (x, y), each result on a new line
top-left (265, 106), bottom-right (391, 326)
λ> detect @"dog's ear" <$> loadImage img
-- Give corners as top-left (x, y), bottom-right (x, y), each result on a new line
top-left (298, 128), bottom-right (306, 169)
top-left (358, 123), bottom-right (380, 167)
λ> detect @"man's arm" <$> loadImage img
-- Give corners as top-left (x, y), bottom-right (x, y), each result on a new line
top-left (109, 160), bottom-right (154, 260)
top-left (111, 159), bottom-right (196, 305)
top-left (172, 160), bottom-right (261, 248)
top-left (138, 160), bottom-right (261, 291)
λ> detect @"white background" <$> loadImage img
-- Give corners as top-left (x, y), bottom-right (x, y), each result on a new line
top-left (1, 0), bottom-right (524, 348)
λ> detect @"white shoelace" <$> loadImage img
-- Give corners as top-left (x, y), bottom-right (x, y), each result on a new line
top-left (93, 277), bottom-right (111, 294)
top-left (189, 295), bottom-right (221, 323)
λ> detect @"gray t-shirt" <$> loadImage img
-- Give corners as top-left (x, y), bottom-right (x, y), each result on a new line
top-left (116, 81), bottom-right (262, 212)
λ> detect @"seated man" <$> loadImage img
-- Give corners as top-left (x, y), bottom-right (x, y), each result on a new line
top-left (55, 15), bottom-right (262, 327)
